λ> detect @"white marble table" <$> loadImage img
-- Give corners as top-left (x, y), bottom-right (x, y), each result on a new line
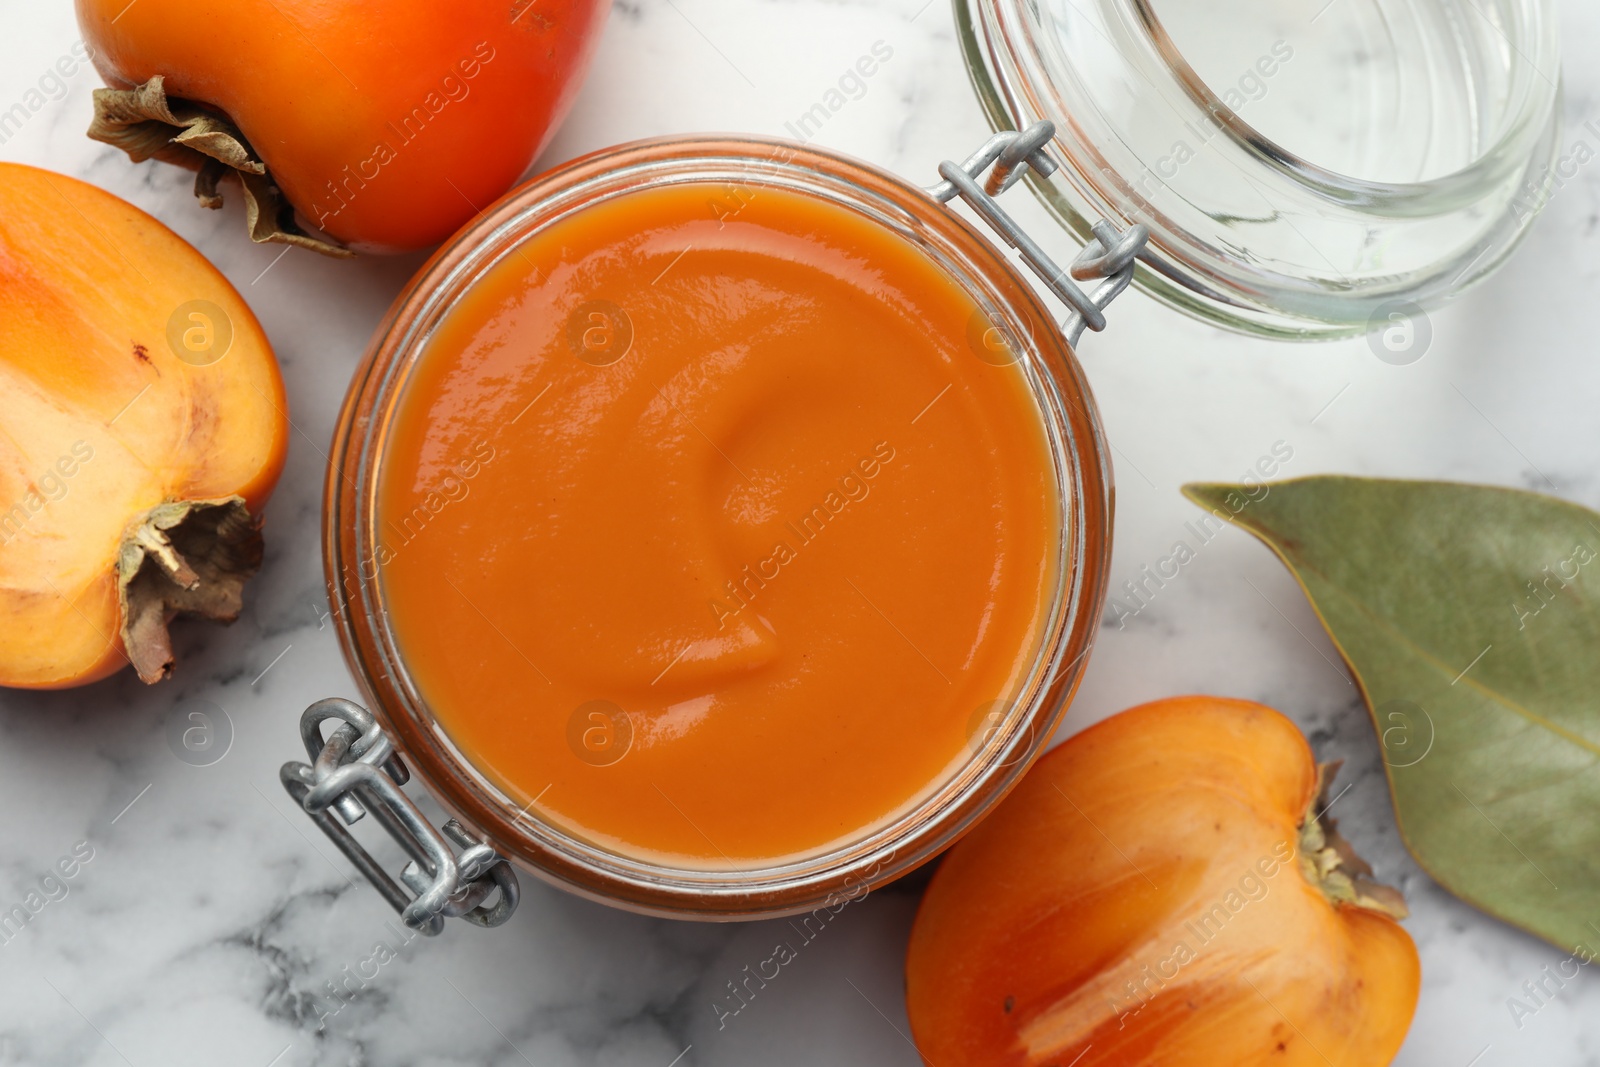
top-left (2, 1), bottom-right (1598, 1064)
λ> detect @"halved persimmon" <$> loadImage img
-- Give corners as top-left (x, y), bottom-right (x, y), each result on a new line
top-left (906, 696), bottom-right (1420, 1066)
top-left (0, 164), bottom-right (287, 688)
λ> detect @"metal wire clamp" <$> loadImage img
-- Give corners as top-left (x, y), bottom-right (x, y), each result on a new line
top-left (280, 698), bottom-right (520, 935)
top-left (926, 120), bottom-right (1149, 347)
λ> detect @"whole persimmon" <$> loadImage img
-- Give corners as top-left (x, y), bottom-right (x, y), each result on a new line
top-left (0, 164), bottom-right (287, 689)
top-left (76, 0), bottom-right (610, 254)
top-left (906, 696), bottom-right (1419, 1067)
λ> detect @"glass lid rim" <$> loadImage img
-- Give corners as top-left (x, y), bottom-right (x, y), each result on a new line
top-left (1105, 0), bottom-right (1556, 198)
top-left (956, 0), bottom-right (1566, 339)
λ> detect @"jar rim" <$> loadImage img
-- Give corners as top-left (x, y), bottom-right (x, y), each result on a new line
top-left (1132, 0), bottom-right (1548, 203)
top-left (959, 0), bottom-right (1565, 338)
top-left (324, 133), bottom-right (1113, 919)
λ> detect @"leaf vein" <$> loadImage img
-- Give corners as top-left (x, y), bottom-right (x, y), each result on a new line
top-left (1275, 556), bottom-right (1600, 760)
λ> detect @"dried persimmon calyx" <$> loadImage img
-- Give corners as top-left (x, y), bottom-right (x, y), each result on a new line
top-left (116, 497), bottom-right (266, 684)
top-left (88, 76), bottom-right (352, 258)
top-left (1299, 760), bottom-right (1409, 919)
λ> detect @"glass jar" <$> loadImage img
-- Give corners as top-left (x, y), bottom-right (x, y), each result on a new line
top-left (958, 0), bottom-right (1563, 337)
top-left (282, 0), bottom-right (1562, 933)
top-left (296, 133), bottom-right (1114, 926)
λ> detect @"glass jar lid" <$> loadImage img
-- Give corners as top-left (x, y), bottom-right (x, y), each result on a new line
top-left (959, 0), bottom-right (1563, 338)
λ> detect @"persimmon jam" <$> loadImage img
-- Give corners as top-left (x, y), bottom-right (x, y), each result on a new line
top-left (377, 178), bottom-right (1059, 867)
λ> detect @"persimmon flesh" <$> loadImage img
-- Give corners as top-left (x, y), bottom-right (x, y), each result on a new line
top-left (906, 696), bottom-right (1420, 1066)
top-left (76, 0), bottom-right (610, 253)
top-left (0, 164), bottom-right (287, 688)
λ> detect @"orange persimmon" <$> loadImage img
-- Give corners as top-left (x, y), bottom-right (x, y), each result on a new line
top-left (76, 0), bottom-right (610, 254)
top-left (906, 696), bottom-right (1419, 1067)
top-left (0, 164), bottom-right (287, 688)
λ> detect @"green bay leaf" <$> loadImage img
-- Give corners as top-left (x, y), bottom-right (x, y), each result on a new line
top-left (1182, 476), bottom-right (1600, 952)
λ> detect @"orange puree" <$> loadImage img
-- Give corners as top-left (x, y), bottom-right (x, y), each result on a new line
top-left (378, 178), bottom-right (1059, 867)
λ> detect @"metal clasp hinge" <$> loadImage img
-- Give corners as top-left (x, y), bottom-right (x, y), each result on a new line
top-left (280, 698), bottom-right (520, 935)
top-left (927, 120), bottom-right (1149, 348)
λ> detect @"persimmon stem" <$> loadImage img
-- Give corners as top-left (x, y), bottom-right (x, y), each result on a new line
top-left (129, 523), bottom-right (200, 589)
